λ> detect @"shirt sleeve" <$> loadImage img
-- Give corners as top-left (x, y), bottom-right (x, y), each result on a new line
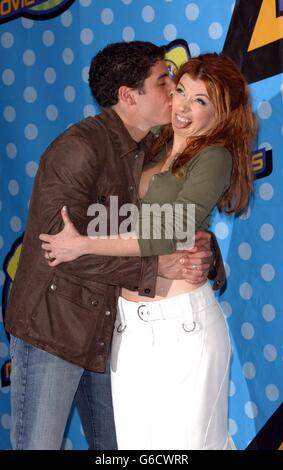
top-left (137, 146), bottom-right (232, 256)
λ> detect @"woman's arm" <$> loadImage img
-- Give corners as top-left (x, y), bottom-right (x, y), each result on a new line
top-left (39, 206), bottom-right (141, 266)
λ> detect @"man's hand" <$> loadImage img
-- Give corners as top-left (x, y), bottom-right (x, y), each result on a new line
top-left (158, 231), bottom-right (213, 284)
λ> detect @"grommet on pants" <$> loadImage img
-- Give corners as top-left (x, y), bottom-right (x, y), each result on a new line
top-left (111, 281), bottom-right (236, 450)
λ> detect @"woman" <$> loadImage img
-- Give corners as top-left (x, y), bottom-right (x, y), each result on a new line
top-left (40, 53), bottom-right (257, 449)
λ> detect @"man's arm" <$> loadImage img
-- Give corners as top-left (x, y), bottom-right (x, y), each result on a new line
top-left (38, 135), bottom-right (158, 296)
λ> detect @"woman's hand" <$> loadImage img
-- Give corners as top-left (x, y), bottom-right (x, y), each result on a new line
top-left (39, 206), bottom-right (84, 267)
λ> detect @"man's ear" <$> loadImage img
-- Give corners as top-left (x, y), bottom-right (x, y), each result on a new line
top-left (118, 86), bottom-right (136, 106)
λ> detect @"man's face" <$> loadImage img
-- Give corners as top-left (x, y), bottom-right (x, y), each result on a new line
top-left (134, 60), bottom-right (175, 129)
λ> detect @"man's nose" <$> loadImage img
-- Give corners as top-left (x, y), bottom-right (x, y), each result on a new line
top-left (168, 81), bottom-right (175, 95)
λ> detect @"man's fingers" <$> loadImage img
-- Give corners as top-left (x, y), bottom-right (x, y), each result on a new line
top-left (41, 242), bottom-right (51, 251)
top-left (194, 231), bottom-right (211, 242)
top-left (61, 206), bottom-right (72, 225)
top-left (39, 234), bottom-right (51, 243)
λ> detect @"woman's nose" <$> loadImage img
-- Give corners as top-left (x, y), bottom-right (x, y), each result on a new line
top-left (179, 100), bottom-right (191, 112)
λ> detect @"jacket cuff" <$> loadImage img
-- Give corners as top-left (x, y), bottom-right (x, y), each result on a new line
top-left (207, 231), bottom-right (226, 291)
top-left (138, 256), bottom-right (158, 298)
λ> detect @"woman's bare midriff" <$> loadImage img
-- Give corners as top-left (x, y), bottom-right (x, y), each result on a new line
top-left (121, 277), bottom-right (205, 302)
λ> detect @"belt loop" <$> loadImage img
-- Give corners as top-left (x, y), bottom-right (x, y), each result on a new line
top-left (181, 293), bottom-right (196, 333)
top-left (117, 298), bottom-right (127, 333)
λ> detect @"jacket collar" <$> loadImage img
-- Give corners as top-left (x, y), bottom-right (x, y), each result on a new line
top-left (99, 108), bottom-right (154, 158)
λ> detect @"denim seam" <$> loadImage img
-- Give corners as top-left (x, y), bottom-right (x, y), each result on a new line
top-left (16, 341), bottom-right (30, 450)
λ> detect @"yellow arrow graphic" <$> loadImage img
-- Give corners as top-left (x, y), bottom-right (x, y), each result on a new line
top-left (248, 0), bottom-right (283, 51)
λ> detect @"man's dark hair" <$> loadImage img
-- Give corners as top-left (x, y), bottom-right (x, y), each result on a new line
top-left (89, 41), bottom-right (164, 107)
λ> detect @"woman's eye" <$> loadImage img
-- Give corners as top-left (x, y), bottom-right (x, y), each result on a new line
top-left (176, 87), bottom-right (183, 94)
top-left (194, 98), bottom-right (206, 105)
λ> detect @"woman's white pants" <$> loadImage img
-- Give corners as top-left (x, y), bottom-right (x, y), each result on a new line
top-left (111, 281), bottom-right (235, 450)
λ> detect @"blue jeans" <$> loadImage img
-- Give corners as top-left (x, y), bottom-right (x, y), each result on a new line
top-left (10, 336), bottom-right (117, 450)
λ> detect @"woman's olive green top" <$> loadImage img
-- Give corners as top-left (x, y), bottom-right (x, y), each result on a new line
top-left (137, 145), bottom-right (232, 257)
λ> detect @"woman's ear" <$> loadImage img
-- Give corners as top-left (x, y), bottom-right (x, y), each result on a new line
top-left (118, 86), bottom-right (136, 106)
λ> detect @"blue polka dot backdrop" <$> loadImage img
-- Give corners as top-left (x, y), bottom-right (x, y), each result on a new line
top-left (0, 0), bottom-right (282, 450)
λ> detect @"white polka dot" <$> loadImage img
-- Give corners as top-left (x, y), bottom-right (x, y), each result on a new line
top-left (220, 301), bottom-right (232, 318)
top-left (24, 124), bottom-right (38, 140)
top-left (80, 28), bottom-right (93, 46)
top-left (83, 104), bottom-right (95, 117)
top-left (241, 322), bottom-right (255, 340)
top-left (185, 3), bottom-right (199, 21)
top-left (3, 106), bottom-right (16, 122)
top-left (0, 236), bottom-right (4, 250)
top-left (6, 143), bottom-right (17, 159)
top-left (2, 69), bottom-right (15, 86)
top-left (10, 216), bottom-right (22, 232)
top-left (260, 223), bottom-right (274, 241)
top-left (229, 381), bottom-right (236, 397)
top-left (239, 282), bottom-right (253, 300)
top-left (23, 86), bottom-right (37, 103)
top-left (238, 242), bottom-right (252, 260)
top-left (62, 48), bottom-right (74, 65)
top-left (244, 401), bottom-right (258, 419)
top-left (239, 205), bottom-right (251, 220)
top-left (8, 180), bottom-right (19, 196)
top-left (122, 26), bottom-right (135, 42)
top-left (262, 304), bottom-right (276, 322)
top-left (1, 32), bottom-right (14, 48)
top-left (1, 414), bottom-right (11, 430)
top-left (208, 22), bottom-right (223, 40)
top-left (214, 222), bottom-right (229, 239)
top-left (142, 5), bottom-right (155, 23)
top-left (23, 49), bottom-right (36, 66)
top-left (62, 437), bottom-right (73, 450)
top-left (81, 66), bottom-right (89, 83)
top-left (46, 105), bottom-right (58, 121)
top-left (101, 8), bottom-right (114, 25)
top-left (242, 362), bottom-right (256, 379)
top-left (260, 264), bottom-right (275, 282)
top-left (265, 384), bottom-right (279, 402)
top-left (263, 344), bottom-right (277, 362)
top-left (0, 272), bottom-right (4, 287)
top-left (21, 18), bottom-right (34, 29)
top-left (61, 10), bottom-right (73, 27)
top-left (188, 42), bottom-right (200, 57)
top-left (79, 0), bottom-right (92, 5)
top-left (64, 86), bottom-right (76, 103)
top-left (0, 342), bottom-right (8, 358)
top-left (42, 30), bottom-right (55, 47)
top-left (224, 262), bottom-right (230, 278)
top-left (164, 24), bottom-right (177, 41)
top-left (121, 0), bottom-right (132, 4)
top-left (259, 183), bottom-right (274, 200)
top-left (44, 67), bottom-right (56, 84)
top-left (26, 161), bottom-right (38, 178)
top-left (257, 101), bottom-right (272, 119)
top-left (228, 419), bottom-right (238, 436)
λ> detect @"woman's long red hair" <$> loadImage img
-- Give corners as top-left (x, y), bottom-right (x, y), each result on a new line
top-left (152, 53), bottom-right (257, 214)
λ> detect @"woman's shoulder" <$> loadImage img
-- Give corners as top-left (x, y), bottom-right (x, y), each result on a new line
top-left (188, 145), bottom-right (232, 169)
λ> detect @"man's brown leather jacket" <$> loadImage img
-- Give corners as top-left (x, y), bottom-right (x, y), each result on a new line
top-left (5, 108), bottom-right (225, 372)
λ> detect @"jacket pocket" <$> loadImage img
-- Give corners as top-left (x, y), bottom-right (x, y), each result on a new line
top-left (28, 274), bottom-right (104, 360)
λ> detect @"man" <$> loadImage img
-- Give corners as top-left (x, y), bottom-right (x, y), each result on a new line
top-left (5, 41), bottom-right (225, 450)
